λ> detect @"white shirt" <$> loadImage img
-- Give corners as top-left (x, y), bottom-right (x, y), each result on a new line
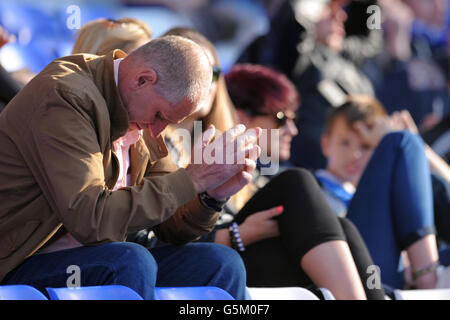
top-left (112, 58), bottom-right (143, 190)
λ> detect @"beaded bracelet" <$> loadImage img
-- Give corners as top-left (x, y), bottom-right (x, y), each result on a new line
top-left (228, 222), bottom-right (245, 252)
top-left (412, 261), bottom-right (439, 280)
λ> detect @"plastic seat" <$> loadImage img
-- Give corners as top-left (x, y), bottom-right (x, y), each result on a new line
top-left (0, 285), bottom-right (48, 300)
top-left (46, 285), bottom-right (143, 300)
top-left (394, 288), bottom-right (450, 300)
top-left (317, 288), bottom-right (336, 300)
top-left (246, 287), bottom-right (321, 300)
top-left (154, 286), bottom-right (234, 300)
top-left (0, 3), bottom-right (57, 37)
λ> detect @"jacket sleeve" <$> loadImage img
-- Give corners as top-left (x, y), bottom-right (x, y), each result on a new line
top-left (142, 142), bottom-right (220, 245)
top-left (25, 91), bottom-right (197, 245)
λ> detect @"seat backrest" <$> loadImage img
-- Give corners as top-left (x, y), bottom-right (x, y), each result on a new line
top-left (154, 287), bottom-right (234, 300)
top-left (46, 285), bottom-right (143, 300)
top-left (246, 287), bottom-right (320, 300)
top-left (317, 287), bottom-right (336, 300)
top-left (0, 285), bottom-right (48, 300)
top-left (394, 289), bottom-right (450, 300)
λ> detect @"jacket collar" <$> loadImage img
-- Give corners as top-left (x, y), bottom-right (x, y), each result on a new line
top-left (87, 49), bottom-right (130, 141)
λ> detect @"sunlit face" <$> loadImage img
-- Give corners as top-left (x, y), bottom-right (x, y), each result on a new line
top-left (118, 53), bottom-right (204, 138)
top-left (315, 4), bottom-right (347, 51)
top-left (321, 116), bottom-right (374, 186)
top-left (126, 87), bottom-right (197, 138)
top-left (247, 110), bottom-right (298, 162)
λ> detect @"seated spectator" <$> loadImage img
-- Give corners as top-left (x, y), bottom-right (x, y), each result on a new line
top-left (289, 0), bottom-right (376, 170)
top-left (0, 33), bottom-right (261, 299)
top-left (237, 0), bottom-right (383, 79)
top-left (159, 28), bottom-right (386, 300)
top-left (363, 0), bottom-right (449, 132)
top-left (224, 64), bottom-right (386, 300)
top-left (316, 95), bottom-right (445, 289)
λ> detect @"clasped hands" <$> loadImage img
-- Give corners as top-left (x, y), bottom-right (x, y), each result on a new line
top-left (186, 124), bottom-right (262, 201)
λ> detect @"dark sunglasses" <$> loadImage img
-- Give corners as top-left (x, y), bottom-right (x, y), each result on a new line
top-left (248, 110), bottom-right (296, 128)
top-left (212, 66), bottom-right (221, 82)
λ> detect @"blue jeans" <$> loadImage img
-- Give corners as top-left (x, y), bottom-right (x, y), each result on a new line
top-left (346, 131), bottom-right (435, 289)
top-left (1, 242), bottom-right (247, 300)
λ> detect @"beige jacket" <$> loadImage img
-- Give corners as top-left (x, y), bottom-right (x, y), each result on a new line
top-left (0, 50), bottom-right (218, 282)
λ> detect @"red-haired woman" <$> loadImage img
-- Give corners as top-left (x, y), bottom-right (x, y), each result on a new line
top-left (162, 48), bottom-right (385, 299)
top-left (214, 63), bottom-right (383, 300)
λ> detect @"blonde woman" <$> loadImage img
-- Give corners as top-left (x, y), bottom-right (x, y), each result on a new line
top-left (72, 17), bottom-right (152, 55)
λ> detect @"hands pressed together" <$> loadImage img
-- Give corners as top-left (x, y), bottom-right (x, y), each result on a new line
top-left (185, 124), bottom-right (262, 201)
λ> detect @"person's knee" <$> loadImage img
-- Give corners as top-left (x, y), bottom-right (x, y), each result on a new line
top-left (382, 130), bottom-right (424, 151)
top-left (108, 242), bottom-right (158, 278)
top-left (194, 243), bottom-right (247, 298)
top-left (278, 168), bottom-right (316, 188)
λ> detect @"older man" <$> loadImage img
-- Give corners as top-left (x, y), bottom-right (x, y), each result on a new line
top-left (0, 36), bottom-right (260, 299)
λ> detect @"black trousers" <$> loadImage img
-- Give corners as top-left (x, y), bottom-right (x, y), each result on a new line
top-left (234, 168), bottom-right (385, 300)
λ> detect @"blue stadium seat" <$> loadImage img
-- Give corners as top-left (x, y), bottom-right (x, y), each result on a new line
top-left (46, 285), bottom-right (233, 300)
top-left (46, 285), bottom-right (143, 300)
top-left (154, 286), bottom-right (234, 300)
top-left (0, 3), bottom-right (57, 37)
top-left (0, 285), bottom-right (48, 300)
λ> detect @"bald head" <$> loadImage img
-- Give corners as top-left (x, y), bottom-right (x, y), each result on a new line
top-left (124, 35), bottom-right (212, 106)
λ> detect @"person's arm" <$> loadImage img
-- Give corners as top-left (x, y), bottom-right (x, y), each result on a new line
top-left (26, 91), bottom-right (199, 245)
top-left (214, 206), bottom-right (283, 248)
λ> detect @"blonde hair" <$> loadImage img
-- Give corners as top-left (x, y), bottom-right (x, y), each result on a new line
top-left (72, 18), bottom-right (152, 55)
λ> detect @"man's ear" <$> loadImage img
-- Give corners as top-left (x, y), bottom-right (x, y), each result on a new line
top-left (135, 68), bottom-right (157, 89)
top-left (321, 134), bottom-right (330, 158)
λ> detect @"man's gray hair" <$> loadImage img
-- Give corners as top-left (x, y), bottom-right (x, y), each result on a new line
top-left (129, 35), bottom-right (211, 106)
